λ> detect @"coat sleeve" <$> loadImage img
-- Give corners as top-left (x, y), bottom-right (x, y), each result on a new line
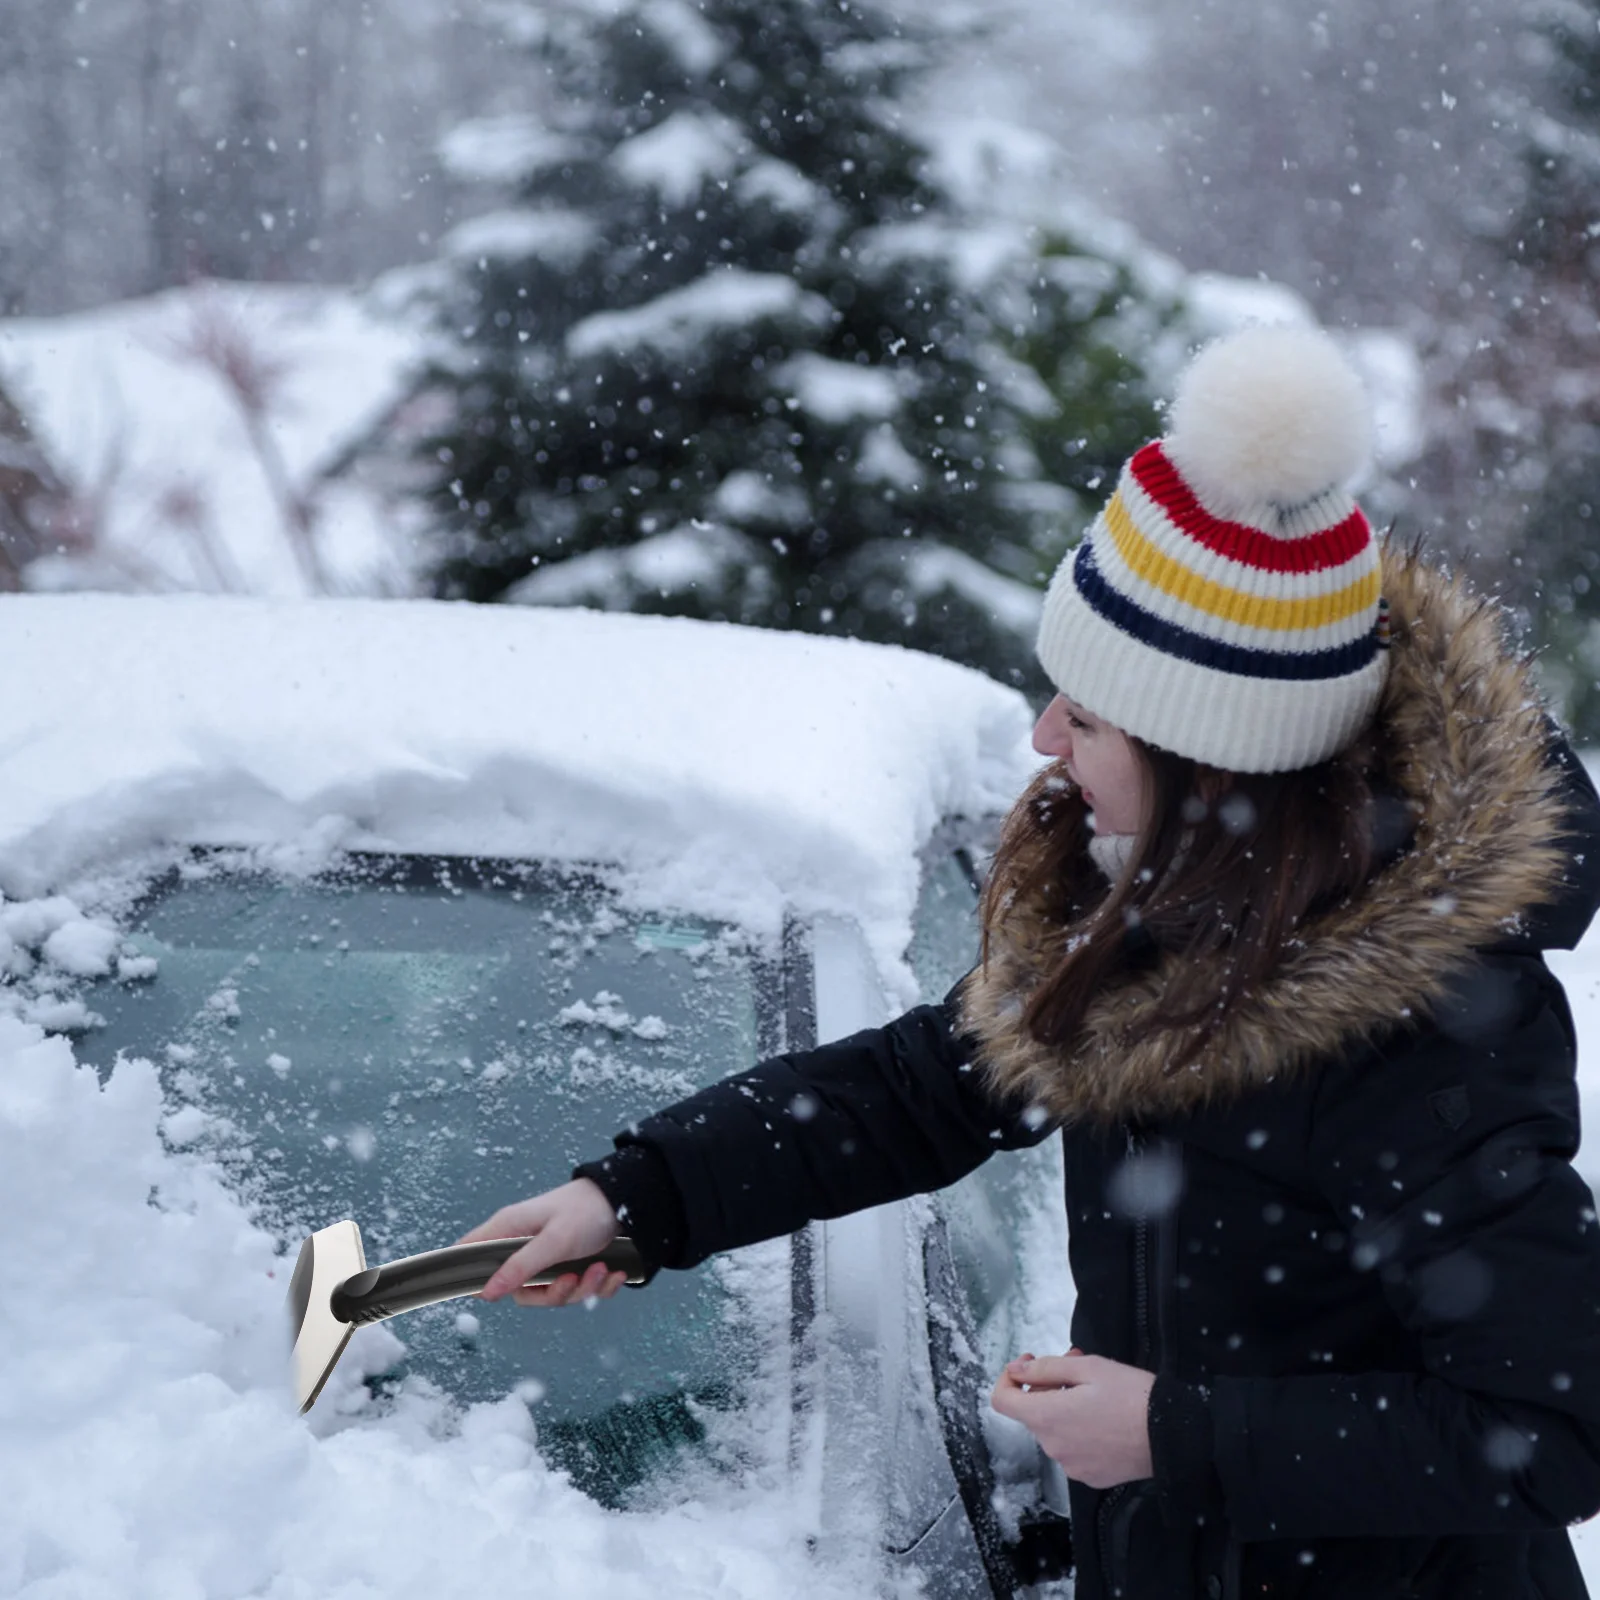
top-left (573, 983), bottom-right (1054, 1272)
top-left (1163, 953), bottom-right (1600, 1541)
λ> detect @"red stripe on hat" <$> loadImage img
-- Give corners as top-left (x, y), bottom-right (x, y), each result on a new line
top-left (1129, 442), bottom-right (1371, 575)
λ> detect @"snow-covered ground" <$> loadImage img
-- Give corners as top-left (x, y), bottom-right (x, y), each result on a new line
top-left (0, 283), bottom-right (425, 599)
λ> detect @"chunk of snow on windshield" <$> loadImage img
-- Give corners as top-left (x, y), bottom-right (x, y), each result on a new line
top-left (774, 354), bottom-right (901, 425)
top-left (22, 996), bottom-right (101, 1031)
top-left (567, 271), bottom-right (832, 361)
top-left (2, 895), bottom-right (81, 946)
top-left (439, 116), bottom-right (583, 184)
top-left (161, 1102), bottom-right (219, 1146)
top-left (610, 110), bottom-right (745, 206)
top-left (558, 992), bottom-right (632, 1031)
top-left (204, 985), bottom-right (241, 1021)
top-left (442, 208), bottom-right (596, 266)
top-left (41, 917), bottom-right (119, 977)
top-left (558, 993), bottom-right (671, 1040)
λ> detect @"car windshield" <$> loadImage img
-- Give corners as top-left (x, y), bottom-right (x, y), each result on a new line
top-left (75, 854), bottom-right (765, 1505)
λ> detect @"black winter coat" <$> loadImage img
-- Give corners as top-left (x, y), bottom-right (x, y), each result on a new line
top-left (578, 552), bottom-right (1600, 1599)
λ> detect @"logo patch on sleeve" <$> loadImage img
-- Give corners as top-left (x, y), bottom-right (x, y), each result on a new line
top-left (1428, 1085), bottom-right (1471, 1132)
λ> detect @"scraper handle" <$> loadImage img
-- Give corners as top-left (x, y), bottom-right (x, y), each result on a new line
top-left (329, 1236), bottom-right (647, 1325)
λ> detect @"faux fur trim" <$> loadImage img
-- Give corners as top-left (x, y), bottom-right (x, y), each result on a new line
top-left (960, 546), bottom-right (1574, 1125)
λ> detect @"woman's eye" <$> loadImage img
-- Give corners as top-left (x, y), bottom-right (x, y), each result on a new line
top-left (1067, 715), bottom-right (1089, 731)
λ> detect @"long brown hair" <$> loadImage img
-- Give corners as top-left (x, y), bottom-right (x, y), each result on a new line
top-left (980, 732), bottom-right (1383, 1061)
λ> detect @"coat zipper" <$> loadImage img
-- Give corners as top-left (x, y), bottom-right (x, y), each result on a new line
top-left (1130, 1127), bottom-right (1156, 1368)
top-left (1096, 1127), bottom-right (1180, 1598)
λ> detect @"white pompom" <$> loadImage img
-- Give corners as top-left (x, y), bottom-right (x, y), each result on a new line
top-left (1165, 324), bottom-right (1371, 518)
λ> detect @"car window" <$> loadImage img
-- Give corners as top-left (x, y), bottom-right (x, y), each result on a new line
top-left (75, 854), bottom-right (766, 1506)
top-left (907, 846), bottom-right (983, 1005)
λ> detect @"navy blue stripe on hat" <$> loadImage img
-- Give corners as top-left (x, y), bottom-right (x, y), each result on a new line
top-left (1072, 541), bottom-right (1380, 683)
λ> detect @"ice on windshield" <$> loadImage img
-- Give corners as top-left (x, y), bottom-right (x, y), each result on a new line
top-left (74, 854), bottom-right (769, 1506)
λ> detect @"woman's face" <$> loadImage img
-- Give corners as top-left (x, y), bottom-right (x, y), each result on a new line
top-left (1032, 695), bottom-right (1149, 836)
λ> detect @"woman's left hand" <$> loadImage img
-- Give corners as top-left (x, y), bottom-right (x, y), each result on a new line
top-left (990, 1351), bottom-right (1156, 1489)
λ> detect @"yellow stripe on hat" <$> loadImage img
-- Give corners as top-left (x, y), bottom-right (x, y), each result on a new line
top-left (1102, 493), bottom-right (1380, 634)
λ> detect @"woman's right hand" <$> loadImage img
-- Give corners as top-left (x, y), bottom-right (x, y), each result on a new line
top-left (457, 1178), bottom-right (627, 1307)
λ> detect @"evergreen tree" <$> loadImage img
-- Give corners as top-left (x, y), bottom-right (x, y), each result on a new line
top-left (1007, 228), bottom-right (1199, 581)
top-left (1502, 0), bottom-right (1600, 737)
top-left (414, 0), bottom-right (1084, 681)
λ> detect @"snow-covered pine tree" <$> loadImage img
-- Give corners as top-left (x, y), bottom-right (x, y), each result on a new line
top-left (1007, 226), bottom-right (1199, 580)
top-left (413, 0), bottom-right (1067, 681)
top-left (1500, 0), bottom-right (1600, 737)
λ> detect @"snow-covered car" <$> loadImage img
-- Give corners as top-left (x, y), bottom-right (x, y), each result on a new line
top-left (1, 594), bottom-right (1073, 1598)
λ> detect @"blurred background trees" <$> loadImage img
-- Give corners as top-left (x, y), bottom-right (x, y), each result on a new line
top-left (5, 0), bottom-right (1600, 724)
top-left (0, 0), bottom-right (499, 313)
top-left (408, 0), bottom-right (1187, 682)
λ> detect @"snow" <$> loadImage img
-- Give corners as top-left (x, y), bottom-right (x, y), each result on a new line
top-left (1349, 330), bottom-right (1426, 471)
top-left (855, 218), bottom-right (1027, 294)
top-left (437, 115), bottom-right (585, 185)
top-left (638, 0), bottom-right (728, 77)
top-left (735, 158), bottom-right (828, 216)
top-left (505, 521), bottom-right (759, 607)
top-left (610, 110), bottom-right (747, 206)
top-left (775, 353), bottom-right (902, 425)
top-left (1184, 272), bottom-right (1318, 339)
top-left (441, 207), bottom-right (597, 267)
top-left (0, 282), bottom-right (426, 599)
top-left (710, 471), bottom-right (810, 527)
top-left (566, 270), bottom-right (833, 362)
top-left (855, 425), bottom-right (925, 490)
top-left (0, 592), bottom-right (1034, 993)
top-left (39, 916), bottom-right (119, 978)
top-left (917, 115), bottom-right (1063, 216)
top-left (0, 1016), bottom-right (897, 1600)
top-left (902, 544), bottom-right (1045, 639)
top-left (4, 576), bottom-right (1600, 1586)
top-left (0, 593), bottom-right (1038, 1596)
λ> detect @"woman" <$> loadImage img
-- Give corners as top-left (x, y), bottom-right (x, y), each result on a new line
top-left (463, 325), bottom-right (1600, 1598)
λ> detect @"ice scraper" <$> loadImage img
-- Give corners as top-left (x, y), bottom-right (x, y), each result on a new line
top-left (288, 1218), bottom-right (646, 1413)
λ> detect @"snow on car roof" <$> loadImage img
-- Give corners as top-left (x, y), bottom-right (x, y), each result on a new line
top-left (0, 591), bottom-right (1034, 987)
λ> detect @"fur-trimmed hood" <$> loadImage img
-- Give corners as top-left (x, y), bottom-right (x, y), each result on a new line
top-left (959, 546), bottom-right (1599, 1126)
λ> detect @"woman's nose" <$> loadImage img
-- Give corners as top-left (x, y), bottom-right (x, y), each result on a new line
top-left (1032, 699), bottom-right (1071, 759)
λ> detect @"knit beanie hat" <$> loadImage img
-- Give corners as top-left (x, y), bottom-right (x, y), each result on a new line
top-left (1034, 324), bottom-right (1389, 773)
